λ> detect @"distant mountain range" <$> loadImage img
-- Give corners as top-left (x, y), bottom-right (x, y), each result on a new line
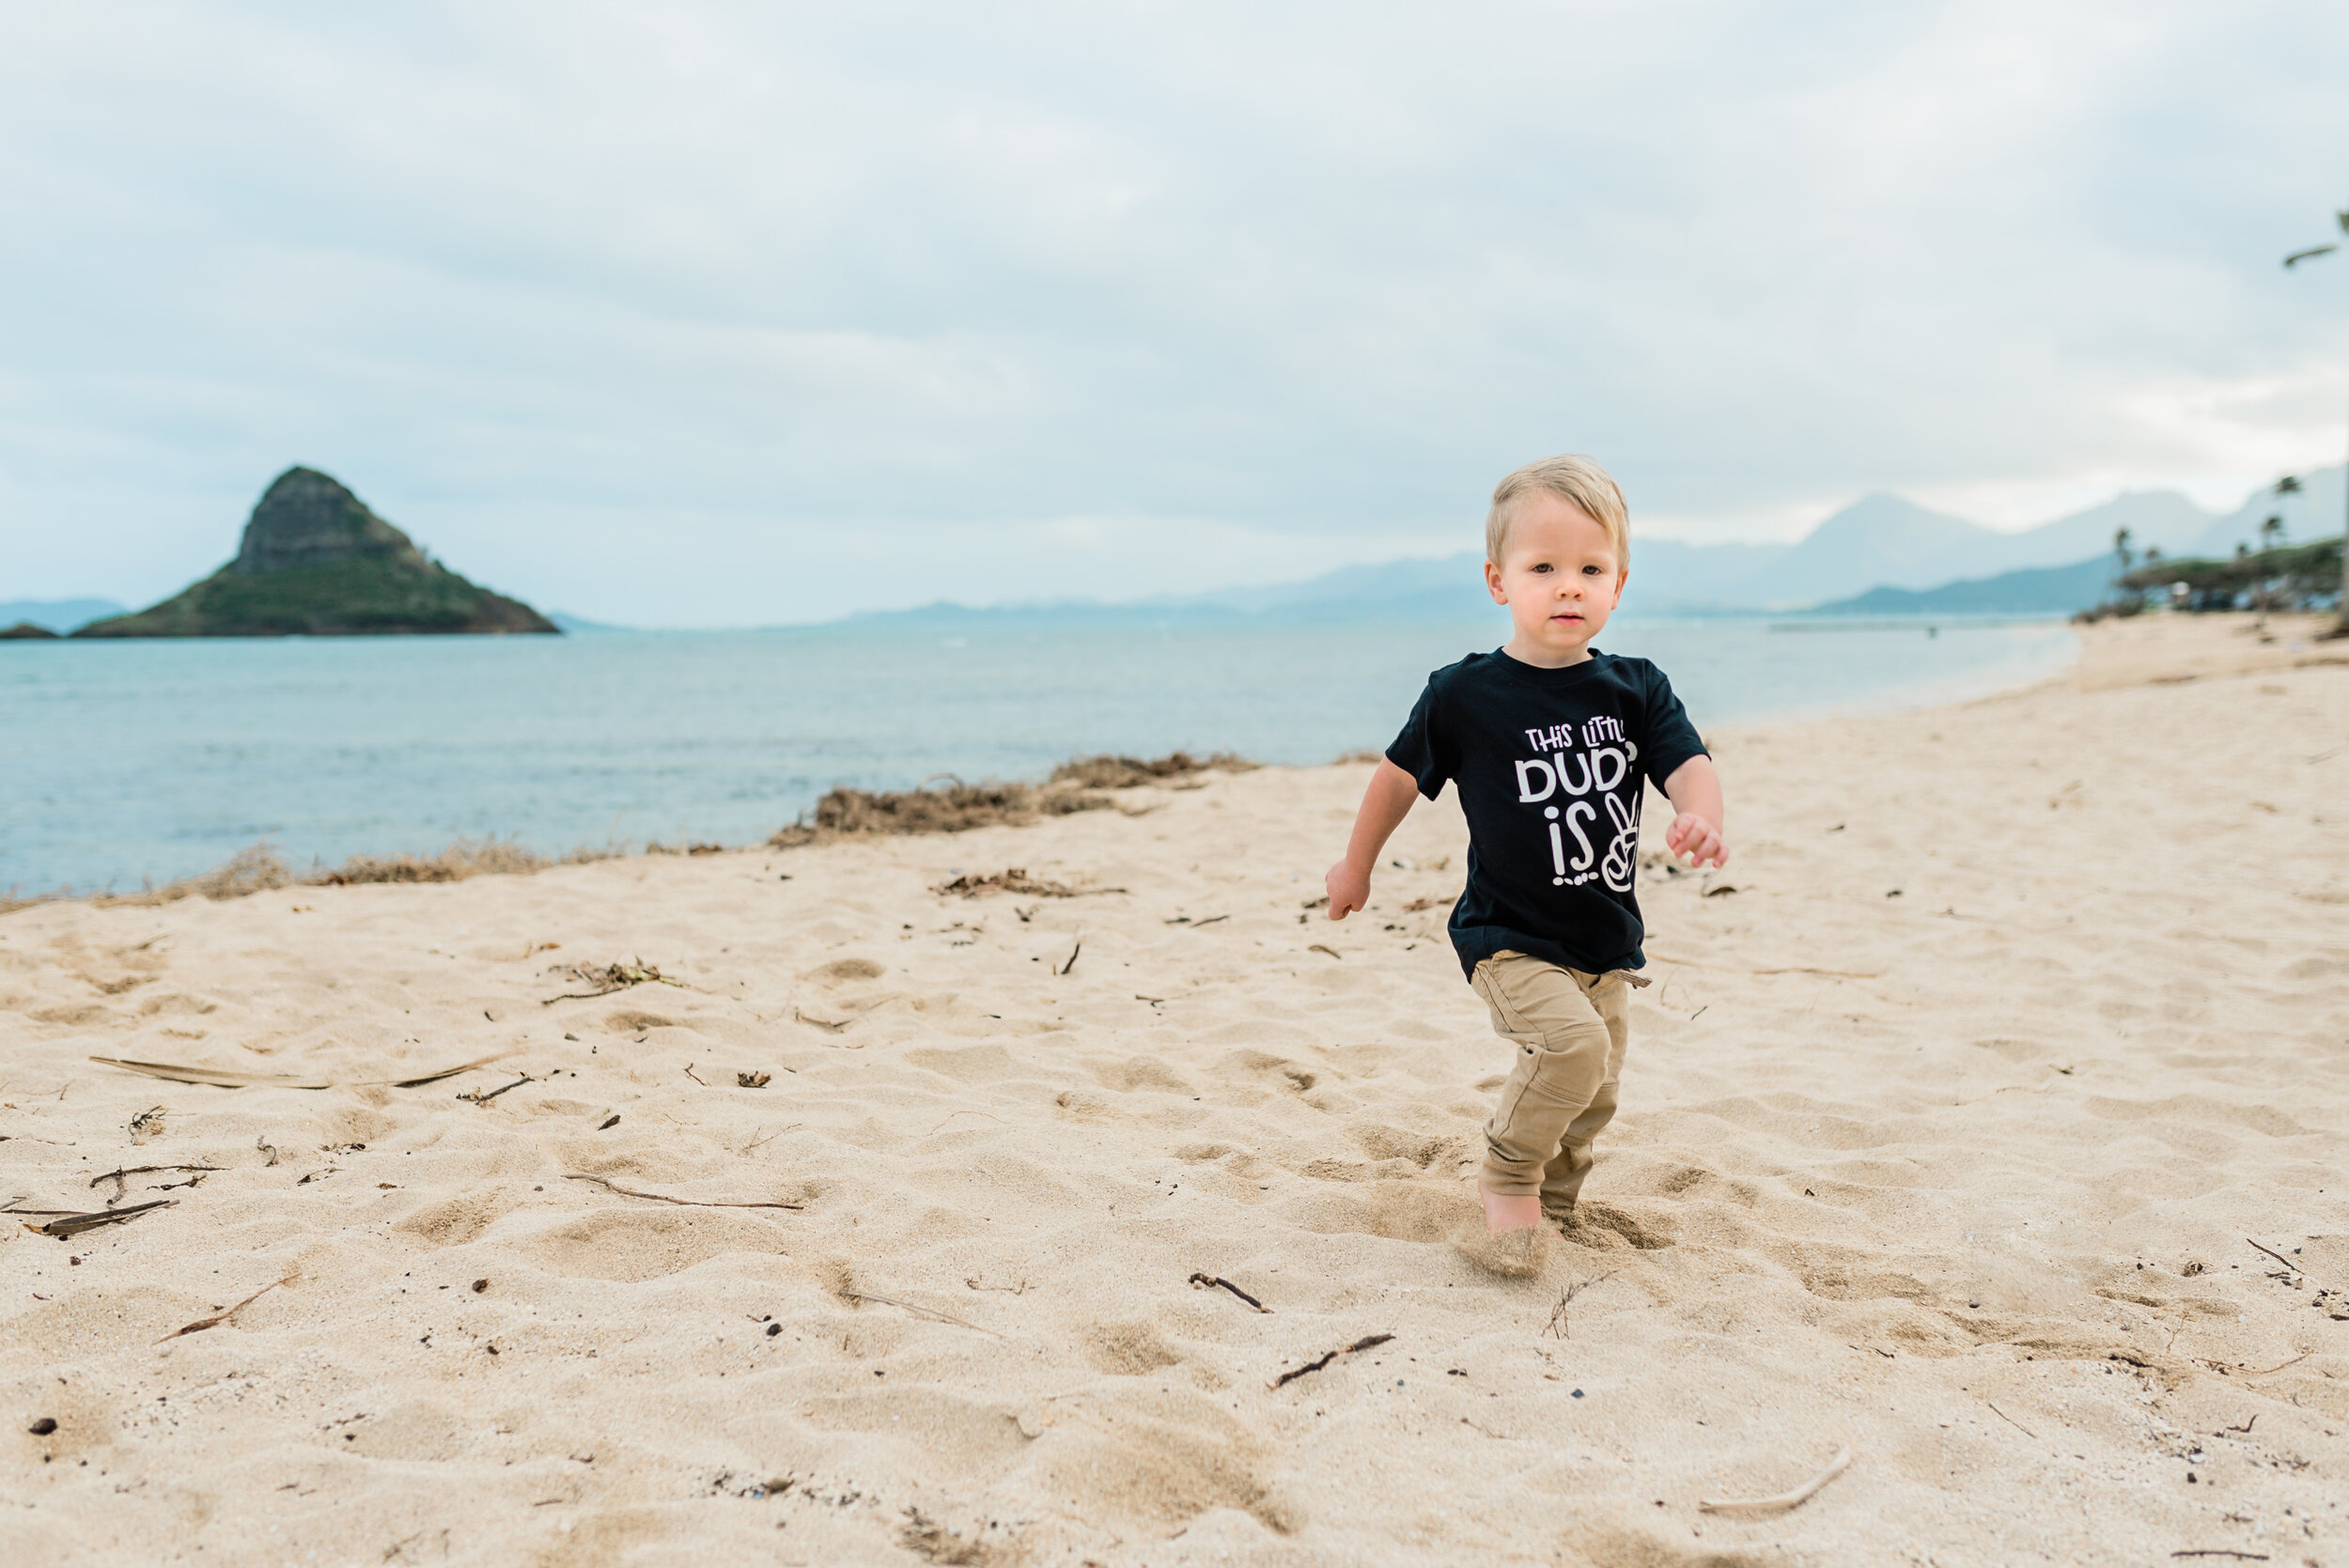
top-left (845, 467), bottom-right (2341, 628)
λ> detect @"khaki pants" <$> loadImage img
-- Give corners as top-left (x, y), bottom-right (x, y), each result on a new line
top-left (1470, 951), bottom-right (1633, 1208)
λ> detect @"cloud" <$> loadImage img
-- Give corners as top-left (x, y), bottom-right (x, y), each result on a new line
top-left (2, 0), bottom-right (2345, 623)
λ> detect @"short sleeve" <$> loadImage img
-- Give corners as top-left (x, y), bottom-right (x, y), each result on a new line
top-left (1639, 664), bottom-right (1706, 786)
top-left (1385, 675), bottom-right (1455, 800)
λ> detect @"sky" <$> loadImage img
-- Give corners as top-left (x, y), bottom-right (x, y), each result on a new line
top-left (3, 1), bottom-right (2347, 626)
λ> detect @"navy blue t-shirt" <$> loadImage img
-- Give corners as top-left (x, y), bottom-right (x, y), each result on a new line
top-left (1386, 648), bottom-right (1706, 980)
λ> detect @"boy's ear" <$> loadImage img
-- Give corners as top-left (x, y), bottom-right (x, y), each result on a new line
top-left (1484, 559), bottom-right (1508, 605)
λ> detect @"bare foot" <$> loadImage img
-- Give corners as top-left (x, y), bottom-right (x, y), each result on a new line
top-left (1479, 1183), bottom-right (1541, 1234)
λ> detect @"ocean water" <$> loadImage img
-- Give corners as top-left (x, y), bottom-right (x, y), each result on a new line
top-left (3, 616), bottom-right (2075, 894)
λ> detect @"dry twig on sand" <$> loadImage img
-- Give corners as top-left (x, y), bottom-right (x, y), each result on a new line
top-left (1542, 1270), bottom-right (1617, 1340)
top-left (157, 1279), bottom-right (288, 1343)
top-left (1698, 1448), bottom-right (1853, 1515)
top-left (562, 1172), bottom-right (803, 1211)
top-left (89, 1163), bottom-right (222, 1197)
top-left (1984, 1401), bottom-right (2038, 1438)
top-left (1190, 1273), bottom-right (1271, 1312)
top-left (838, 1290), bottom-right (999, 1336)
top-left (459, 1075), bottom-right (533, 1105)
top-left (1268, 1333), bottom-right (1393, 1389)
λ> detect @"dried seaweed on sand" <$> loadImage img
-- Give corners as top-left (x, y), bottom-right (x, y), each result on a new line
top-left (541, 959), bottom-right (681, 1003)
top-left (38, 837), bottom-right (615, 914)
top-left (22, 1199), bottom-right (176, 1238)
top-left (931, 868), bottom-right (1120, 899)
top-left (313, 838), bottom-right (556, 885)
top-left (770, 752), bottom-right (1254, 846)
top-left (1047, 751), bottom-right (1255, 789)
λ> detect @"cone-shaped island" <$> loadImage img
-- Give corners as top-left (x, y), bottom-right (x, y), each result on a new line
top-left (76, 468), bottom-right (557, 637)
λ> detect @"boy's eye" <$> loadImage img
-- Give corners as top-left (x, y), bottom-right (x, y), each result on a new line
top-left (1582, 564), bottom-right (1602, 575)
top-left (1531, 563), bottom-right (1551, 573)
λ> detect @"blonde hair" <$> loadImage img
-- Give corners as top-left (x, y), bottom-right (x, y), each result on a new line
top-left (1486, 454), bottom-right (1630, 567)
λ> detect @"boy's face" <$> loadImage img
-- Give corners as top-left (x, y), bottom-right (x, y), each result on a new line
top-left (1485, 492), bottom-right (1626, 666)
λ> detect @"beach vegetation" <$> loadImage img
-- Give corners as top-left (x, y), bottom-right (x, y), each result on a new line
top-left (2078, 535), bottom-right (2343, 620)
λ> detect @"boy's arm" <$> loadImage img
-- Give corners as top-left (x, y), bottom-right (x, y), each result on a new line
top-left (1327, 758), bottom-right (1421, 920)
top-left (1660, 754), bottom-right (1728, 868)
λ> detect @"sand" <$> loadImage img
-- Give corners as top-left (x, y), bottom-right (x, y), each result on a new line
top-left (3, 611), bottom-right (2346, 1567)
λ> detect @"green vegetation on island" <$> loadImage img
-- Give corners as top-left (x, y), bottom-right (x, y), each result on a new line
top-left (74, 467), bottom-right (556, 638)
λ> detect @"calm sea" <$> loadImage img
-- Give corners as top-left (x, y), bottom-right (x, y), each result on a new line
top-left (4, 616), bottom-right (2074, 894)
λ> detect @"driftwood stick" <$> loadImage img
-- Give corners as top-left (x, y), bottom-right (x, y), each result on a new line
top-left (562, 1173), bottom-right (803, 1210)
top-left (459, 1075), bottom-right (533, 1105)
top-left (1190, 1272), bottom-right (1270, 1312)
top-left (157, 1278), bottom-right (288, 1343)
top-left (1984, 1401), bottom-right (2038, 1438)
top-left (1699, 1448), bottom-right (1852, 1515)
top-left (1268, 1332), bottom-right (1393, 1389)
top-left (2246, 1237), bottom-right (2298, 1272)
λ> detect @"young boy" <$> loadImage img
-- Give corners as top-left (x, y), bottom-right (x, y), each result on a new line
top-left (1325, 454), bottom-right (1727, 1240)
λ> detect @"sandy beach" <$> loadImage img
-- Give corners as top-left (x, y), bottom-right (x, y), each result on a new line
top-left (4, 611), bottom-right (2346, 1567)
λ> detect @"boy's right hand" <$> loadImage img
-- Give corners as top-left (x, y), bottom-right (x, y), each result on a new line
top-left (1325, 860), bottom-right (1371, 920)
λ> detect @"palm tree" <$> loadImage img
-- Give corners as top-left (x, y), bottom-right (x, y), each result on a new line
top-left (2283, 220), bottom-right (2349, 634)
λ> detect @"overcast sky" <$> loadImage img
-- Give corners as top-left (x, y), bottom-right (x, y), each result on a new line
top-left (4, 1), bottom-right (2347, 625)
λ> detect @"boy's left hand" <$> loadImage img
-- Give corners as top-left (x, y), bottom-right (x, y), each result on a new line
top-left (1665, 812), bottom-right (1727, 868)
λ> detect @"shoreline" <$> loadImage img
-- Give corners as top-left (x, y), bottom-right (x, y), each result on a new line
top-left (3, 611), bottom-right (2344, 1564)
top-left (7, 618), bottom-right (2080, 906)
